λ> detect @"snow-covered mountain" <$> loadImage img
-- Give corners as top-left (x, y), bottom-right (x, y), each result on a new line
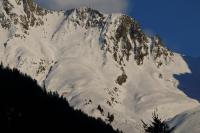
top-left (0, 0), bottom-right (199, 132)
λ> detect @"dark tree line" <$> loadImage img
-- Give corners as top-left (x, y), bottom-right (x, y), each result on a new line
top-left (0, 64), bottom-right (121, 133)
top-left (142, 112), bottom-right (172, 133)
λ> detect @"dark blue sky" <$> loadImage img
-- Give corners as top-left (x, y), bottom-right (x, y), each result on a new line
top-left (127, 0), bottom-right (200, 57)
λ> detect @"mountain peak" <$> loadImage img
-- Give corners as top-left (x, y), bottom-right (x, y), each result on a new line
top-left (0, 0), bottom-right (49, 30)
top-left (0, 1), bottom-right (173, 67)
top-left (1, 0), bottom-right (45, 14)
top-left (62, 7), bottom-right (106, 29)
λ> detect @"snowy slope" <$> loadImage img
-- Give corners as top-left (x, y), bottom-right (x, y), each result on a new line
top-left (169, 107), bottom-right (200, 133)
top-left (0, 0), bottom-right (199, 132)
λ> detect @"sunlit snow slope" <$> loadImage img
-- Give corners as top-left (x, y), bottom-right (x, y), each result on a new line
top-left (0, 0), bottom-right (199, 132)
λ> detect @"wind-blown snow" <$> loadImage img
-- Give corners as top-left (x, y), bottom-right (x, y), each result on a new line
top-left (0, 1), bottom-right (199, 132)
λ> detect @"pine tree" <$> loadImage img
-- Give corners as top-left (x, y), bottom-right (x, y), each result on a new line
top-left (142, 112), bottom-right (170, 133)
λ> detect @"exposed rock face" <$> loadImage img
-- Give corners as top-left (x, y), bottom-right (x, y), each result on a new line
top-left (1, 0), bottom-right (173, 68)
top-left (0, 0), bottom-right (48, 31)
top-left (100, 15), bottom-right (173, 68)
top-left (68, 8), bottom-right (106, 29)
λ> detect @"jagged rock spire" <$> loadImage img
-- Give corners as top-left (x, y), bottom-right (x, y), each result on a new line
top-left (0, 0), bottom-right (48, 30)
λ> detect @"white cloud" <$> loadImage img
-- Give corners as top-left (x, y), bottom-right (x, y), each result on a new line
top-left (34, 0), bottom-right (128, 13)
